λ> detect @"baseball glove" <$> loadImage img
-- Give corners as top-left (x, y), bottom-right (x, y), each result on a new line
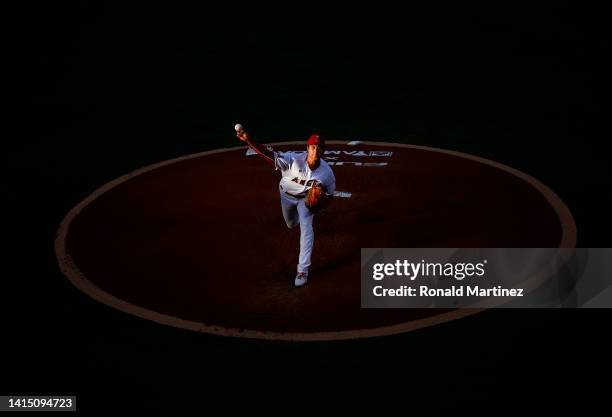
top-left (305, 184), bottom-right (325, 212)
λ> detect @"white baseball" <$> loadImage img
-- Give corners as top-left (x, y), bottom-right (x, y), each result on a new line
top-left (234, 123), bottom-right (243, 132)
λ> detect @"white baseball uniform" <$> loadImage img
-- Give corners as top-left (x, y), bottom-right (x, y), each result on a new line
top-left (274, 151), bottom-right (336, 275)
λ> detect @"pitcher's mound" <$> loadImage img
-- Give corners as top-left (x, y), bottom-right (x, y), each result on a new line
top-left (55, 141), bottom-right (575, 340)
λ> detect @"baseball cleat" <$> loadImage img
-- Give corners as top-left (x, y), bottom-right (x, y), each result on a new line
top-left (294, 272), bottom-right (308, 287)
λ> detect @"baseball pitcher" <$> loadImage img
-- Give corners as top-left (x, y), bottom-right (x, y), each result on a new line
top-left (236, 126), bottom-right (336, 287)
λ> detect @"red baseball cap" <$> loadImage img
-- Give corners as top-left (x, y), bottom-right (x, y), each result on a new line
top-left (307, 133), bottom-right (325, 146)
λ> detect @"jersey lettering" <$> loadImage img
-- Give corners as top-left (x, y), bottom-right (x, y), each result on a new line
top-left (291, 177), bottom-right (319, 187)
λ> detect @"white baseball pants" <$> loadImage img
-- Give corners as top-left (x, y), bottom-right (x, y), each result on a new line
top-left (279, 188), bottom-right (315, 274)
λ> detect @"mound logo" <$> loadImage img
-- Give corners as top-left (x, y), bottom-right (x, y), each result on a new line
top-left (324, 150), bottom-right (393, 157)
top-left (245, 148), bottom-right (392, 167)
top-left (327, 162), bottom-right (388, 167)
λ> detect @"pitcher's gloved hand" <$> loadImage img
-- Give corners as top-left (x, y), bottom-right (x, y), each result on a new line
top-left (305, 184), bottom-right (326, 212)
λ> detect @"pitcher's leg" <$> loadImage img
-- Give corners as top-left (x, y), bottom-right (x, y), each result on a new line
top-left (296, 200), bottom-right (315, 274)
top-left (279, 191), bottom-right (299, 229)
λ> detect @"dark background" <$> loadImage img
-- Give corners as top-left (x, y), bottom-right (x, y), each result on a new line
top-left (6, 2), bottom-right (609, 413)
